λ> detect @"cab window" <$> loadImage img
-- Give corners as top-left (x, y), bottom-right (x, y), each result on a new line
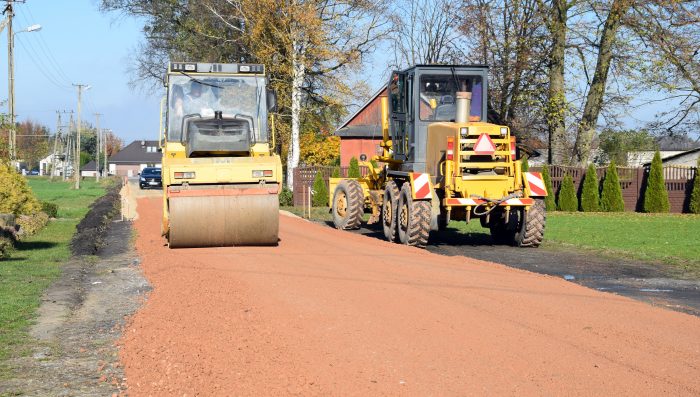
top-left (419, 75), bottom-right (483, 121)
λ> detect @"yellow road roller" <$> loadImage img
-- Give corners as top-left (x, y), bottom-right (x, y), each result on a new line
top-left (160, 62), bottom-right (282, 248)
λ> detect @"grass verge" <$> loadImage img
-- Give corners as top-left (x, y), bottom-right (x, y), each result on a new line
top-left (0, 177), bottom-right (109, 363)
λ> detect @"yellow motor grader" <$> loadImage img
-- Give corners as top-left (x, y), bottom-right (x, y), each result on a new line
top-left (330, 65), bottom-right (547, 248)
top-left (160, 62), bottom-right (282, 248)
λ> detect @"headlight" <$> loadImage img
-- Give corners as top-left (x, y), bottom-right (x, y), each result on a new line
top-left (139, 177), bottom-right (145, 181)
top-left (173, 172), bottom-right (195, 179)
top-left (252, 170), bottom-right (273, 178)
top-left (500, 127), bottom-right (508, 136)
top-left (460, 127), bottom-right (469, 138)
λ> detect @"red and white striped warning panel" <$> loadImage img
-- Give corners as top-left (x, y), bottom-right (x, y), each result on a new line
top-left (411, 173), bottom-right (432, 199)
top-left (445, 198), bottom-right (534, 206)
top-left (510, 136), bottom-right (516, 160)
top-left (473, 133), bottom-right (496, 155)
top-left (525, 172), bottom-right (548, 196)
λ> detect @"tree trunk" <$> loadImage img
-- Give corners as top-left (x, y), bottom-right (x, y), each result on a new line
top-left (546, 0), bottom-right (568, 164)
top-left (287, 39), bottom-right (304, 188)
top-left (574, 0), bottom-right (630, 165)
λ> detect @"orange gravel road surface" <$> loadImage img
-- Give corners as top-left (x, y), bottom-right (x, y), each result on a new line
top-left (121, 197), bottom-right (700, 396)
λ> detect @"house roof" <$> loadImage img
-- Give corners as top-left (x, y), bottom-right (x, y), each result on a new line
top-left (644, 147), bottom-right (700, 166)
top-left (109, 140), bottom-right (161, 163)
top-left (82, 160), bottom-right (97, 171)
top-left (336, 85), bottom-right (388, 133)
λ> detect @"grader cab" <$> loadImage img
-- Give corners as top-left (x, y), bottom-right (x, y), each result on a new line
top-left (330, 64), bottom-right (547, 248)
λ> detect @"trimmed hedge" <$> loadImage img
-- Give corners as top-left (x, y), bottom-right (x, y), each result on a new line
top-left (600, 161), bottom-right (625, 212)
top-left (690, 158), bottom-right (700, 214)
top-left (521, 155), bottom-right (529, 172)
top-left (312, 172), bottom-right (329, 207)
top-left (557, 174), bottom-right (578, 211)
top-left (580, 164), bottom-right (600, 212)
top-left (348, 157), bottom-right (360, 178)
top-left (643, 150), bottom-right (670, 213)
top-left (279, 186), bottom-right (293, 207)
top-left (541, 164), bottom-right (556, 211)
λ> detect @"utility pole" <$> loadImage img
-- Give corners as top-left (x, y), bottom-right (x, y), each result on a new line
top-left (73, 84), bottom-right (89, 189)
top-left (5, 1), bottom-right (15, 162)
top-left (50, 111), bottom-right (61, 180)
top-left (63, 112), bottom-right (74, 181)
top-left (103, 128), bottom-right (108, 177)
top-left (94, 113), bottom-right (101, 182)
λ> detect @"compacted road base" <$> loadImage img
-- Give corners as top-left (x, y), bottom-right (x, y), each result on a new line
top-left (122, 198), bottom-right (700, 396)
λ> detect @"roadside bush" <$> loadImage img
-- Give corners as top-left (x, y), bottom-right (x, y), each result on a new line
top-left (643, 150), bottom-right (670, 213)
top-left (279, 186), bottom-right (293, 207)
top-left (312, 172), bottom-right (329, 207)
top-left (690, 158), bottom-right (700, 214)
top-left (557, 174), bottom-right (578, 212)
top-left (0, 227), bottom-right (16, 259)
top-left (600, 161), bottom-right (625, 212)
top-left (521, 155), bottom-right (529, 171)
top-left (41, 201), bottom-right (59, 218)
top-left (0, 161), bottom-right (41, 215)
top-left (541, 164), bottom-right (556, 211)
top-left (580, 164), bottom-right (600, 212)
top-left (348, 157), bottom-right (360, 178)
top-left (16, 212), bottom-right (49, 239)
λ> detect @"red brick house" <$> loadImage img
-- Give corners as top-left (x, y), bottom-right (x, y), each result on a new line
top-left (334, 87), bottom-right (387, 167)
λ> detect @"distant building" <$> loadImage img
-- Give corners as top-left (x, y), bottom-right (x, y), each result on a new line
top-left (642, 148), bottom-right (700, 168)
top-left (81, 160), bottom-right (99, 177)
top-left (108, 140), bottom-right (162, 177)
top-left (38, 153), bottom-right (67, 176)
top-left (334, 87), bottom-right (387, 167)
top-left (627, 151), bottom-right (685, 167)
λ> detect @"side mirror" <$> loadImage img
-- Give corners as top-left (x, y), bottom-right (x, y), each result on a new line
top-left (266, 89), bottom-right (277, 113)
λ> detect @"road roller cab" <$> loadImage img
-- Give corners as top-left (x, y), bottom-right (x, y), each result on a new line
top-left (160, 62), bottom-right (282, 248)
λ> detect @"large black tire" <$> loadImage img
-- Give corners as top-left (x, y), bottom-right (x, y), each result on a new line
top-left (515, 198), bottom-right (546, 247)
top-left (396, 183), bottom-right (431, 248)
top-left (382, 180), bottom-right (400, 242)
top-left (332, 179), bottom-right (364, 230)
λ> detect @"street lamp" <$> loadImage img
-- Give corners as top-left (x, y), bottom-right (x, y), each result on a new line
top-left (7, 21), bottom-right (42, 162)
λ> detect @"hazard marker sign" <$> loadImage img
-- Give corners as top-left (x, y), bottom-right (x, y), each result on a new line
top-left (474, 133), bottom-right (496, 155)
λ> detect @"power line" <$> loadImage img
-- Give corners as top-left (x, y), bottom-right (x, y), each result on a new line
top-left (16, 6), bottom-right (73, 84)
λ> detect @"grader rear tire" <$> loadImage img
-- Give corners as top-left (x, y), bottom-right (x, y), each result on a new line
top-left (382, 181), bottom-right (400, 242)
top-left (396, 183), bottom-right (431, 248)
top-left (332, 179), bottom-right (364, 230)
top-left (515, 198), bottom-right (546, 247)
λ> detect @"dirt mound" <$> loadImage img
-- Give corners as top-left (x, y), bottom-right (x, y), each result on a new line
top-left (71, 180), bottom-right (122, 256)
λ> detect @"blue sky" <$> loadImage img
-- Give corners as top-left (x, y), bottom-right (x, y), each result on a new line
top-left (0, 0), bottom-right (160, 143)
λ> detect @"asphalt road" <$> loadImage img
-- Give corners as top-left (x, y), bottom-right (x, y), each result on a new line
top-left (343, 222), bottom-right (700, 317)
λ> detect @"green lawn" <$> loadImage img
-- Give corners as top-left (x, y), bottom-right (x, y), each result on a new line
top-left (450, 211), bottom-right (700, 273)
top-left (286, 205), bottom-right (700, 274)
top-left (0, 177), bottom-right (108, 363)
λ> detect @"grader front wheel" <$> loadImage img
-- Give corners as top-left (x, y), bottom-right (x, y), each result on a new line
top-left (332, 180), bottom-right (364, 230)
top-left (396, 183), bottom-right (431, 248)
top-left (382, 181), bottom-right (400, 242)
top-left (515, 198), bottom-right (546, 247)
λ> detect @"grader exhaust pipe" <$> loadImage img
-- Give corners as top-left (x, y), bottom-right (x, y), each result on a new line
top-left (456, 91), bottom-right (472, 123)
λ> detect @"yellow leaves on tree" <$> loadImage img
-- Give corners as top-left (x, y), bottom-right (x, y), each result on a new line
top-left (300, 132), bottom-right (340, 166)
top-left (0, 161), bottom-right (41, 216)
